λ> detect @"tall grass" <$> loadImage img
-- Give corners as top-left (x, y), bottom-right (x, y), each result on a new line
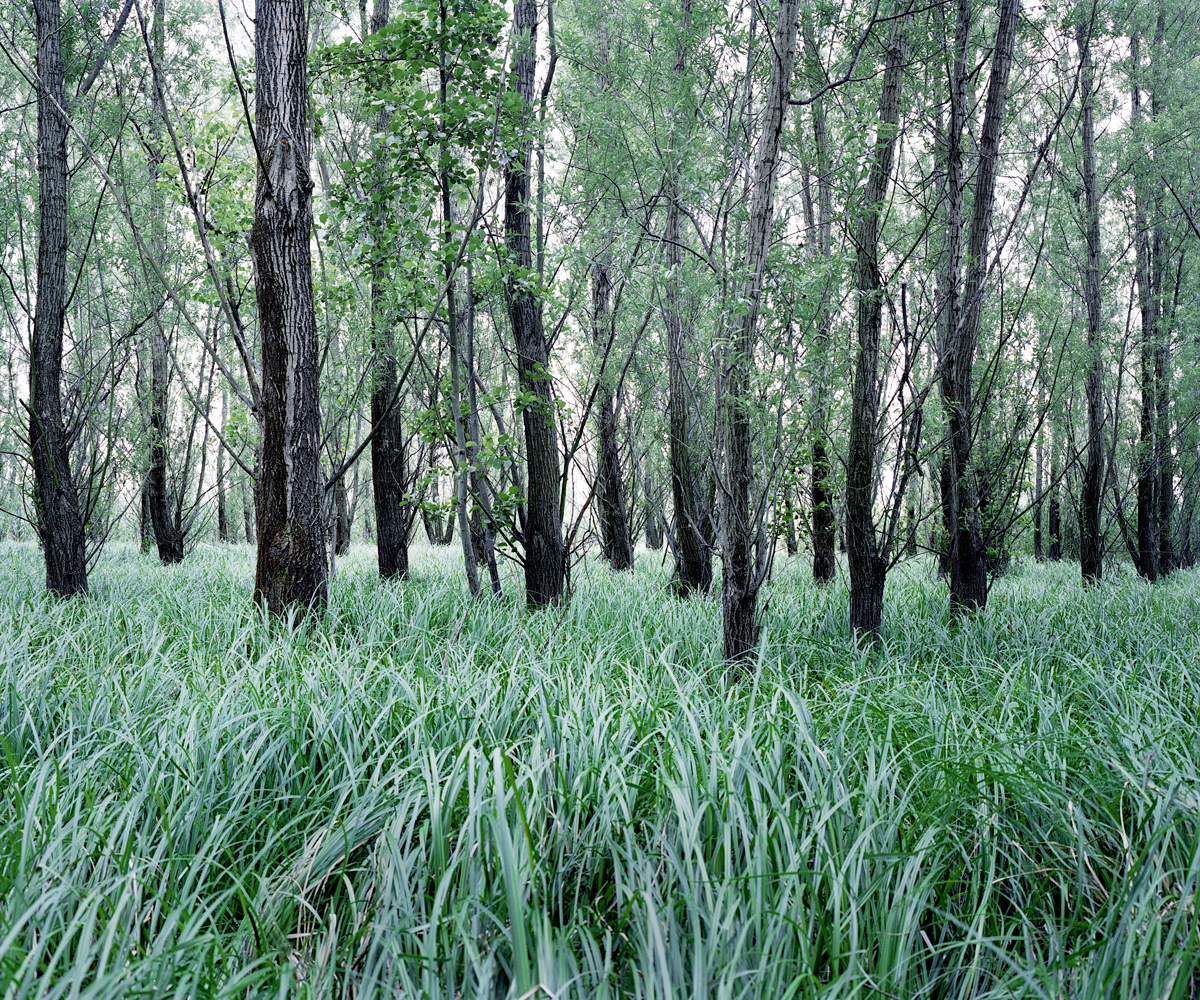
top-left (1, 540), bottom-right (1198, 998)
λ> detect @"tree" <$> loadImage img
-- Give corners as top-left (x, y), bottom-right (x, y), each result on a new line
top-left (30, 0), bottom-right (89, 597)
top-left (937, 0), bottom-right (1019, 612)
top-left (505, 0), bottom-right (565, 607)
top-left (719, 0), bottom-right (800, 663)
top-left (1077, 13), bottom-right (1104, 585)
top-left (845, 12), bottom-right (910, 640)
top-left (250, 0), bottom-right (328, 616)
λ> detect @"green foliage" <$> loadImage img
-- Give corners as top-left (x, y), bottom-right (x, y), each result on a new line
top-left (3, 543), bottom-right (1199, 997)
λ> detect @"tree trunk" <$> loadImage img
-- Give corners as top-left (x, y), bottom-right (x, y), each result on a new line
top-left (720, 0), bottom-right (800, 663)
top-left (30, 0), bottom-right (88, 597)
top-left (846, 16), bottom-right (909, 641)
top-left (664, 0), bottom-right (712, 596)
top-left (362, 0), bottom-right (412, 582)
top-left (1132, 30), bottom-right (1158, 581)
top-left (593, 258), bottom-right (634, 571)
top-left (506, 0), bottom-right (564, 607)
top-left (217, 386), bottom-right (229, 542)
top-left (1047, 432), bottom-right (1061, 561)
top-left (644, 477), bottom-right (663, 550)
top-left (333, 477), bottom-right (351, 555)
top-left (143, 0), bottom-right (185, 565)
top-left (242, 475), bottom-right (254, 544)
top-left (803, 26), bottom-right (837, 585)
top-left (1077, 17), bottom-right (1104, 585)
top-left (1034, 381), bottom-right (1044, 560)
top-left (250, 0), bottom-right (328, 616)
top-left (938, 0), bottom-right (1018, 612)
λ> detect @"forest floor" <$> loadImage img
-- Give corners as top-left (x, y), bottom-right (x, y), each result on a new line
top-left (2, 539), bottom-right (1199, 998)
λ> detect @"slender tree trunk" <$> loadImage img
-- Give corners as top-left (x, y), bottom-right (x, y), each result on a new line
top-left (720, 0), bottom-right (800, 663)
top-left (1034, 377), bottom-right (1044, 560)
top-left (506, 0), bottom-right (564, 607)
top-left (466, 309), bottom-right (502, 595)
top-left (592, 257), bottom-right (634, 570)
top-left (1048, 428), bottom-right (1061, 560)
top-left (362, 0), bottom-right (411, 581)
top-left (1077, 17), bottom-right (1105, 584)
top-left (250, 0), bottom-right (328, 616)
top-left (439, 28), bottom-right (482, 601)
top-left (241, 475), bottom-right (254, 543)
top-left (846, 15), bottom-right (909, 641)
top-left (1132, 31), bottom-right (1158, 581)
top-left (662, 0), bottom-right (712, 596)
top-left (803, 27), bottom-right (837, 585)
top-left (30, 0), bottom-right (88, 597)
top-left (143, 0), bottom-right (184, 564)
top-left (217, 386), bottom-right (229, 542)
top-left (644, 476), bottom-right (663, 550)
top-left (939, 0), bottom-right (1018, 612)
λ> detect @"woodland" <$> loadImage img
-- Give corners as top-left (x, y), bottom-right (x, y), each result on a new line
top-left (2, 0), bottom-right (1200, 995)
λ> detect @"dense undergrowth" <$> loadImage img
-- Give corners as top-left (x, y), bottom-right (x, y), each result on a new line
top-left (2, 540), bottom-right (1199, 998)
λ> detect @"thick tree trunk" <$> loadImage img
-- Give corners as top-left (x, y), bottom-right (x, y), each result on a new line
top-left (30, 0), bottom-right (88, 597)
top-left (846, 16), bottom-right (909, 641)
top-left (663, 0), bottom-right (712, 596)
top-left (1077, 18), bottom-right (1104, 585)
top-left (720, 0), bottom-right (800, 663)
top-left (250, 0), bottom-right (328, 616)
top-left (803, 28), bottom-right (837, 585)
top-left (506, 0), bottom-right (564, 607)
top-left (938, 0), bottom-right (1018, 612)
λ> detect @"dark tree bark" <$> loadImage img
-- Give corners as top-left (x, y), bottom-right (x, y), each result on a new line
top-left (333, 478), bottom-right (351, 555)
top-left (592, 257), bottom-right (634, 570)
top-left (30, 0), bottom-right (88, 597)
top-left (241, 476), bottom-right (254, 544)
top-left (1132, 30), bottom-right (1158, 581)
top-left (505, 0), bottom-right (565, 607)
top-left (720, 0), bottom-right (800, 663)
top-left (845, 15), bottom-right (909, 641)
top-left (802, 26), bottom-right (837, 585)
top-left (142, 0), bottom-right (185, 564)
top-left (1077, 17), bottom-right (1104, 585)
top-left (216, 387), bottom-right (229, 542)
top-left (644, 477), bottom-right (663, 550)
top-left (250, 0), bottom-right (328, 616)
top-left (938, 0), bottom-right (1019, 612)
top-left (362, 0), bottom-right (412, 582)
top-left (663, 0), bottom-right (712, 597)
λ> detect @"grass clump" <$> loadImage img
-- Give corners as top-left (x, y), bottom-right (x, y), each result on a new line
top-left (1, 541), bottom-right (1199, 998)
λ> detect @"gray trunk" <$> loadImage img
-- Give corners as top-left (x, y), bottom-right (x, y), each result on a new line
top-left (250, 0), bottom-right (328, 616)
top-left (1077, 16), bottom-right (1104, 584)
top-left (720, 0), bottom-right (799, 664)
top-left (506, 0), bottom-right (565, 607)
top-left (846, 14), bottom-right (909, 641)
top-left (30, 0), bottom-right (88, 597)
top-left (938, 0), bottom-right (1019, 612)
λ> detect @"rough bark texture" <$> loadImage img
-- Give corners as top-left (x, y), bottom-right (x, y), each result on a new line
top-left (845, 16), bottom-right (908, 641)
top-left (664, 0), bottom-right (712, 596)
top-left (217, 388), bottom-right (229, 542)
top-left (31, 0), bottom-right (88, 597)
top-left (592, 258), bottom-right (634, 570)
top-left (143, 0), bottom-right (185, 564)
top-left (250, 0), bottom-right (328, 616)
top-left (803, 27), bottom-right (837, 585)
top-left (720, 0), bottom-right (800, 663)
top-left (363, 0), bottom-right (412, 582)
top-left (1132, 31), bottom-right (1158, 582)
top-left (938, 0), bottom-right (1018, 613)
top-left (1077, 18), bottom-right (1104, 585)
top-left (506, 0), bottom-right (565, 607)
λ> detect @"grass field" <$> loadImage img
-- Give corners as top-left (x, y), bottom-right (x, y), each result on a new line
top-left (2, 540), bottom-right (1199, 998)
